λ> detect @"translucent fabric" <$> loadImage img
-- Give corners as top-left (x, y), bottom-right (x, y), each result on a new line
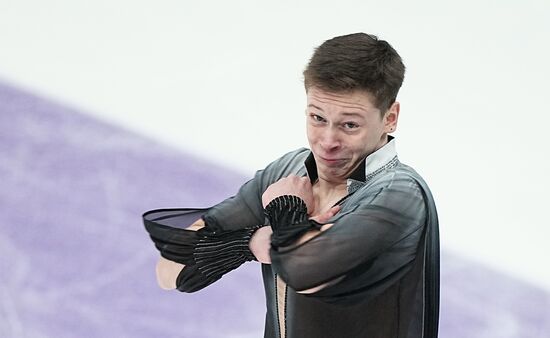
top-left (270, 174), bottom-right (426, 298)
top-left (143, 208), bottom-right (260, 292)
top-left (143, 147), bottom-right (440, 338)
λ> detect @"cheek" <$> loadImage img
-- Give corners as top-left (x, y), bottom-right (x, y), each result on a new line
top-left (306, 125), bottom-right (318, 142)
top-left (350, 133), bottom-right (377, 152)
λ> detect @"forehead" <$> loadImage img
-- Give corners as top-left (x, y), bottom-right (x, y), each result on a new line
top-left (306, 87), bottom-right (379, 114)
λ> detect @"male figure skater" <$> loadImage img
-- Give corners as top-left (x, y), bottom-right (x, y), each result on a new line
top-left (144, 32), bottom-right (440, 338)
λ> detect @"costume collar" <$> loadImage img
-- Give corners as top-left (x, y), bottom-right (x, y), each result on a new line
top-left (305, 135), bottom-right (397, 184)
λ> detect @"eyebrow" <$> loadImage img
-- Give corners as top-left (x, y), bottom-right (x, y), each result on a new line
top-left (341, 112), bottom-right (364, 118)
top-left (307, 103), bottom-right (323, 111)
top-left (307, 104), bottom-right (365, 118)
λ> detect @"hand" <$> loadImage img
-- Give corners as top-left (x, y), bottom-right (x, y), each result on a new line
top-left (155, 218), bottom-right (204, 290)
top-left (249, 226), bottom-right (273, 264)
top-left (310, 205), bottom-right (341, 223)
top-left (310, 205), bottom-right (341, 229)
top-left (292, 205), bottom-right (341, 246)
top-left (262, 175), bottom-right (314, 213)
top-left (186, 218), bottom-right (205, 231)
top-left (156, 257), bottom-right (184, 290)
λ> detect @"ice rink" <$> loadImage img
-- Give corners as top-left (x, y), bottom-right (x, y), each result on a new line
top-left (1, 1), bottom-right (550, 337)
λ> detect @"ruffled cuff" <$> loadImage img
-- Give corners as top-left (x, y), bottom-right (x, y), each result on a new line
top-left (174, 225), bottom-right (261, 292)
top-left (264, 195), bottom-right (321, 249)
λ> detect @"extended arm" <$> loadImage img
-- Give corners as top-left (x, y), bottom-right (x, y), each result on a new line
top-left (267, 176), bottom-right (427, 303)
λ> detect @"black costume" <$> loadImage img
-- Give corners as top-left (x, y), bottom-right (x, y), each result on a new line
top-left (144, 138), bottom-right (440, 338)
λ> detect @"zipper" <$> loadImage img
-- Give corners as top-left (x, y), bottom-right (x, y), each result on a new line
top-left (274, 273), bottom-right (287, 338)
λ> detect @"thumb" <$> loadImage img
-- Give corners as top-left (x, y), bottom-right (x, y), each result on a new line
top-left (311, 205), bottom-right (341, 223)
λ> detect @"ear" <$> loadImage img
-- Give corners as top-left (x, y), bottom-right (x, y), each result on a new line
top-left (384, 101), bottom-right (400, 133)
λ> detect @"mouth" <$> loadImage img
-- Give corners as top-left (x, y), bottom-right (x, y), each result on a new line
top-left (318, 155), bottom-right (345, 166)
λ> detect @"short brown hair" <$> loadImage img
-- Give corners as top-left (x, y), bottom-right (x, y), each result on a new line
top-left (303, 33), bottom-right (405, 113)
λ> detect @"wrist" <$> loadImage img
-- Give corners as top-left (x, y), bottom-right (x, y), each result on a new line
top-left (264, 195), bottom-right (321, 249)
top-left (264, 195), bottom-right (309, 228)
top-left (249, 226), bottom-right (273, 264)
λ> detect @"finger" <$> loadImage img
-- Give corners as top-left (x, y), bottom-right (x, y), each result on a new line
top-left (312, 205), bottom-right (341, 223)
top-left (318, 206), bottom-right (341, 221)
top-left (327, 205), bottom-right (341, 217)
top-left (320, 223), bottom-right (334, 232)
top-left (311, 213), bottom-right (330, 224)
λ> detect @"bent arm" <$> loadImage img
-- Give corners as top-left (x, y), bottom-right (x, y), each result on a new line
top-left (145, 208), bottom-right (262, 292)
top-left (143, 149), bottom-right (312, 291)
top-left (269, 177), bottom-right (427, 303)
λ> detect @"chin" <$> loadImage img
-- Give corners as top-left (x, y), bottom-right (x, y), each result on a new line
top-left (319, 168), bottom-right (348, 182)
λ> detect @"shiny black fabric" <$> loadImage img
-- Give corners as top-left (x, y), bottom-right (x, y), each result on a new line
top-left (143, 146), bottom-right (439, 338)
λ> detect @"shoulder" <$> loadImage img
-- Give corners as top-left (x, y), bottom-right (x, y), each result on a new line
top-left (242, 148), bottom-right (310, 196)
top-left (354, 161), bottom-right (436, 220)
top-left (347, 161), bottom-right (428, 211)
top-left (389, 162), bottom-right (435, 203)
top-left (360, 161), bottom-right (422, 192)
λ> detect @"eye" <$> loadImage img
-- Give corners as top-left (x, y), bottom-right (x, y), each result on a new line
top-left (310, 113), bottom-right (326, 123)
top-left (343, 122), bottom-right (359, 129)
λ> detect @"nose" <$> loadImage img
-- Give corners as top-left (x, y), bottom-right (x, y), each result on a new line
top-left (319, 127), bottom-right (341, 152)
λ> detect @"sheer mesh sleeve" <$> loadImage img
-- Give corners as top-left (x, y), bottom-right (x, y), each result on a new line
top-left (269, 176), bottom-right (427, 304)
top-left (174, 225), bottom-right (261, 292)
top-left (143, 208), bottom-right (261, 292)
top-left (142, 148), bottom-right (311, 292)
top-left (143, 208), bottom-right (207, 264)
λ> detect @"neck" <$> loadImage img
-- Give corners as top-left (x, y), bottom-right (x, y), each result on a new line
top-left (316, 176), bottom-right (347, 192)
top-left (312, 178), bottom-right (348, 216)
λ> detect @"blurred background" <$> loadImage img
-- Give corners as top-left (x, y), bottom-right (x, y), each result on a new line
top-left (1, 1), bottom-right (549, 337)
